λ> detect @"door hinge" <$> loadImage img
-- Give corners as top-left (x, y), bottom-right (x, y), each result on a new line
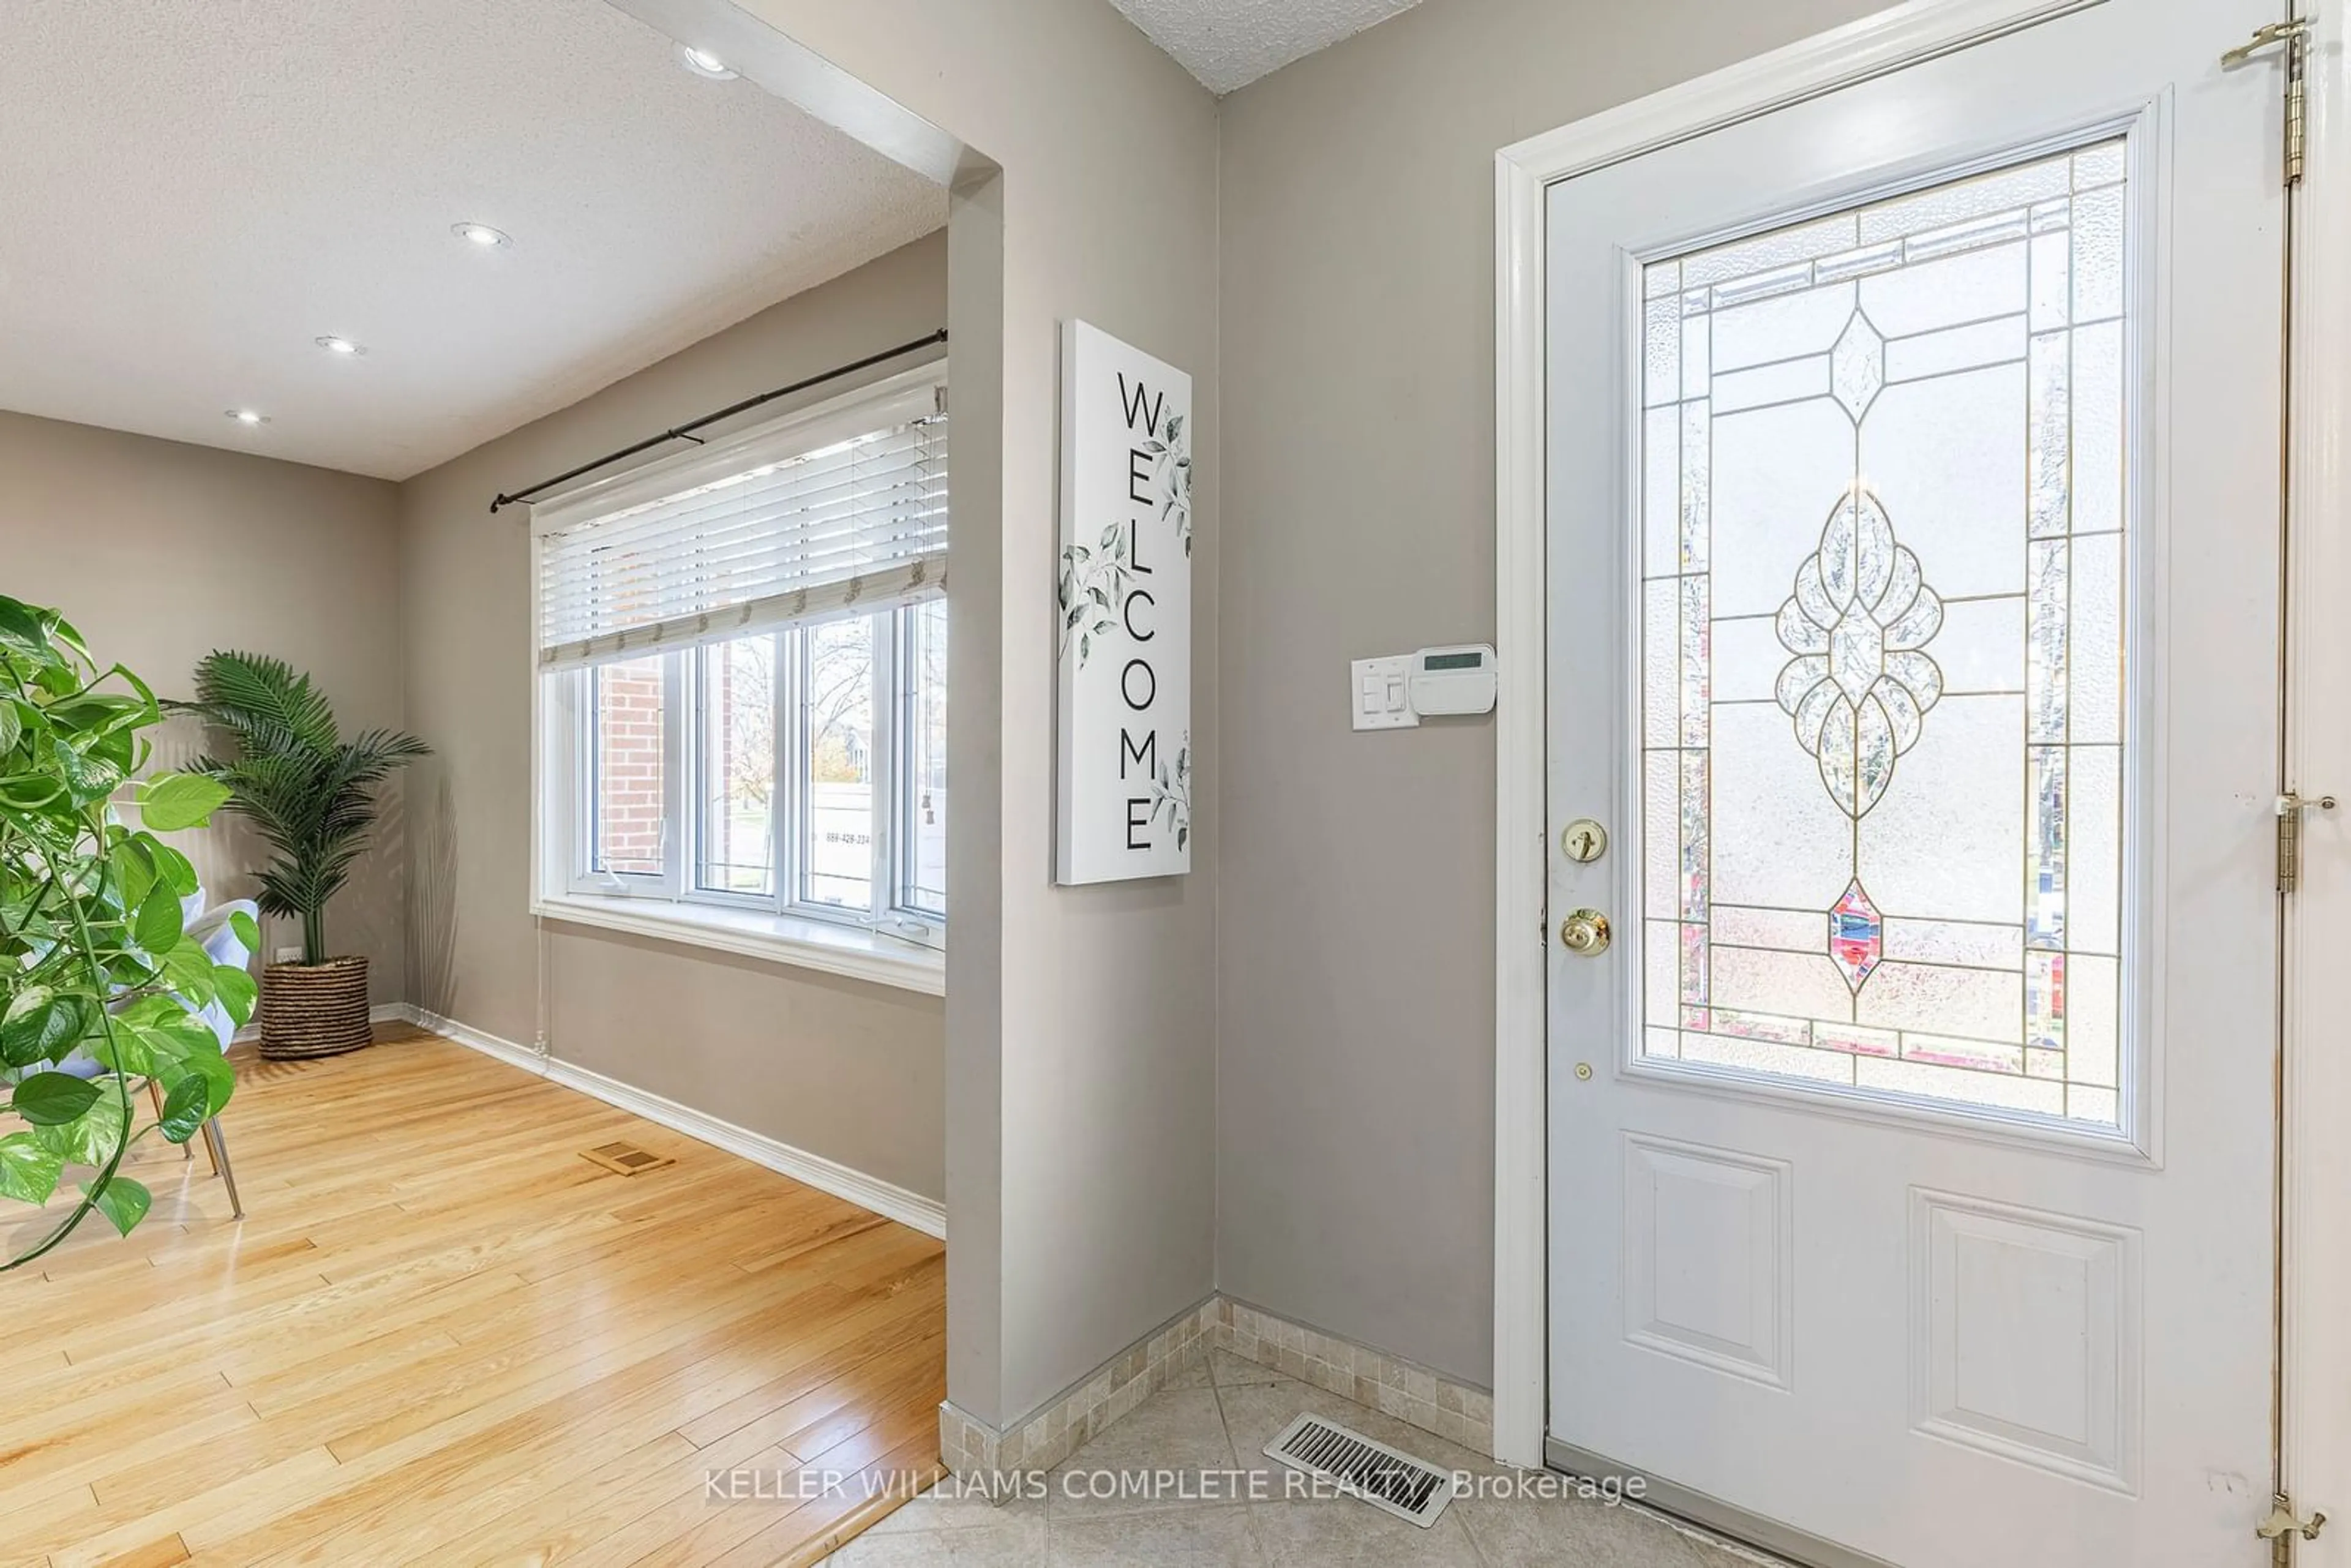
top-left (2222, 17), bottom-right (2311, 187)
top-left (2276, 792), bottom-right (2336, 892)
top-left (2257, 1493), bottom-right (2326, 1566)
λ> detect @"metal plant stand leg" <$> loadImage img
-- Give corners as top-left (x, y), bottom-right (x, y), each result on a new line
top-left (201, 1118), bottom-right (244, 1220)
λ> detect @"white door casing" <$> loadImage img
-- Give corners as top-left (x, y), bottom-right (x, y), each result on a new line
top-left (2282, 10), bottom-right (2351, 1566)
top-left (1520, 0), bottom-right (2290, 1563)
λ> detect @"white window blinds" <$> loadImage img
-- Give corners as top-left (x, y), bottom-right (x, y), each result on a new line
top-left (533, 370), bottom-right (947, 672)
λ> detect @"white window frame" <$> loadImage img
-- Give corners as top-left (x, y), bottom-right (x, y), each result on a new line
top-left (529, 372), bottom-right (948, 996)
top-left (687, 630), bottom-right (782, 912)
top-left (571, 653), bottom-right (688, 899)
top-left (893, 602), bottom-right (950, 926)
top-left (537, 609), bottom-right (948, 991)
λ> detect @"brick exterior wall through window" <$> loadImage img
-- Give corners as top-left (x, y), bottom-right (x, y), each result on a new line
top-left (594, 657), bottom-right (666, 875)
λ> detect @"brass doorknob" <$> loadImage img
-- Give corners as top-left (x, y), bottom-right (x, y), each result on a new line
top-left (1559, 909), bottom-right (1611, 955)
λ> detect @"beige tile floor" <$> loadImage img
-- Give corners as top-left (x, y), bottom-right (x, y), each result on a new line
top-left (820, 1350), bottom-right (1769, 1567)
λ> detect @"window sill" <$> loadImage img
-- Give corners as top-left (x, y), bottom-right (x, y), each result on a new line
top-left (532, 892), bottom-right (945, 996)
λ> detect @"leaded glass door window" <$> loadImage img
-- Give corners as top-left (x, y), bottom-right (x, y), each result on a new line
top-left (1637, 140), bottom-right (2129, 1127)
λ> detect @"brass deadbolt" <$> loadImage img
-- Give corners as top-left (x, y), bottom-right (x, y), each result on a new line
top-left (1559, 909), bottom-right (1611, 955)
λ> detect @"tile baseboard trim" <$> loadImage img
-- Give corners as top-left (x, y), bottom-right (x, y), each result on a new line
top-left (940, 1295), bottom-right (1496, 1482)
top-left (940, 1296), bottom-right (1221, 1478)
top-left (394, 1003), bottom-right (947, 1240)
top-left (1216, 1297), bottom-right (1494, 1459)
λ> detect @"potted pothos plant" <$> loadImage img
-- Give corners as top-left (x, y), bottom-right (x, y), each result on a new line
top-left (1, 596), bottom-right (249, 1270)
top-left (185, 652), bottom-right (428, 1061)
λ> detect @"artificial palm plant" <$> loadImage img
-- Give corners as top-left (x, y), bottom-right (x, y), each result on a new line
top-left (185, 652), bottom-right (427, 1057)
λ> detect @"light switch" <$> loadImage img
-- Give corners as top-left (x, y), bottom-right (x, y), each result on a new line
top-left (1352, 656), bottom-right (1418, 730)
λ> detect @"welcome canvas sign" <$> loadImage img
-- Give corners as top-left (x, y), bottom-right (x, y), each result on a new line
top-left (1056, 320), bottom-right (1192, 885)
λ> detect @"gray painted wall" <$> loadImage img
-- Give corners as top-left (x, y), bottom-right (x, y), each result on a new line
top-left (726, 0), bottom-right (1223, 1429)
top-left (1213, 0), bottom-right (1880, 1387)
top-left (0, 411), bottom-right (410, 1000)
top-left (397, 231), bottom-right (950, 1202)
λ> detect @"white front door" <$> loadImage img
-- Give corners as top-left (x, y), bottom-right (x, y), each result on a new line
top-left (1542, 2), bottom-right (2288, 1564)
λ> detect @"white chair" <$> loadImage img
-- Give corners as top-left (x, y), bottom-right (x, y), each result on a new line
top-left (51, 891), bottom-right (255, 1219)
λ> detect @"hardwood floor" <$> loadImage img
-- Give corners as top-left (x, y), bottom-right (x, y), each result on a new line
top-left (0, 1025), bottom-right (945, 1568)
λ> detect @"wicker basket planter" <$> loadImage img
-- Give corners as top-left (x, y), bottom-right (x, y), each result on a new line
top-left (259, 956), bottom-right (373, 1060)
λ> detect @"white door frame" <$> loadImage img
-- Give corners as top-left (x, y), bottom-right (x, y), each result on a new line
top-left (1490, 2), bottom-right (2351, 1548)
top-left (2281, 4), bottom-right (2351, 1555)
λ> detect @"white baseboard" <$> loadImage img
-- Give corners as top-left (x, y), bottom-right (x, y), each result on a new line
top-left (388, 1003), bottom-right (947, 1241)
top-left (402, 1004), bottom-right (546, 1075)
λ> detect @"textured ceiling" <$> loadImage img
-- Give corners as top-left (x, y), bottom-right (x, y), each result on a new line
top-left (1106, 0), bottom-right (1422, 93)
top-left (0, 0), bottom-right (945, 479)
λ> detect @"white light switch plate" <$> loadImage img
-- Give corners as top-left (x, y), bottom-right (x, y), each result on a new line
top-left (1352, 656), bottom-right (1418, 730)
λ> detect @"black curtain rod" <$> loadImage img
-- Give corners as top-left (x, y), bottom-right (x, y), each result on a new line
top-left (489, 327), bottom-right (949, 513)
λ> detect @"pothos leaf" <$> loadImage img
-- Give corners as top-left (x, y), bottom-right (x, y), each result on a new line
top-left (89, 1021), bottom-right (160, 1079)
top-left (31, 1082), bottom-right (127, 1166)
top-left (84, 1174), bottom-right (152, 1237)
top-left (11, 1070), bottom-right (102, 1126)
top-left (110, 836), bottom-right (158, 912)
top-left (136, 771), bottom-right (233, 833)
top-left (0, 1132), bottom-right (63, 1206)
top-left (133, 883), bottom-right (184, 955)
top-left (0, 775), bottom-right (66, 811)
top-left (158, 1073), bottom-right (210, 1144)
top-left (152, 843), bottom-right (199, 897)
top-left (160, 936), bottom-right (217, 1003)
top-left (2, 988), bottom-right (91, 1069)
top-left (0, 595), bottom-right (50, 647)
top-left (175, 1051), bottom-right (237, 1120)
top-left (213, 964), bottom-right (258, 1027)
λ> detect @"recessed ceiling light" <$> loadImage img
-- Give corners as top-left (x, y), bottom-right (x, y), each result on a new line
top-left (315, 335), bottom-right (366, 356)
top-left (226, 408), bottom-right (269, 426)
top-left (675, 43), bottom-right (737, 80)
top-left (452, 222), bottom-right (511, 249)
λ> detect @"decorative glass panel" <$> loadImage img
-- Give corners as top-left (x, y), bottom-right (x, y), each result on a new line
top-left (1637, 141), bottom-right (2128, 1128)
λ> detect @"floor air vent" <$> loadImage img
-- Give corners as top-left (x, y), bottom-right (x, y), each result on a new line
top-left (1262, 1413), bottom-right (1457, 1528)
top-left (580, 1141), bottom-right (675, 1176)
